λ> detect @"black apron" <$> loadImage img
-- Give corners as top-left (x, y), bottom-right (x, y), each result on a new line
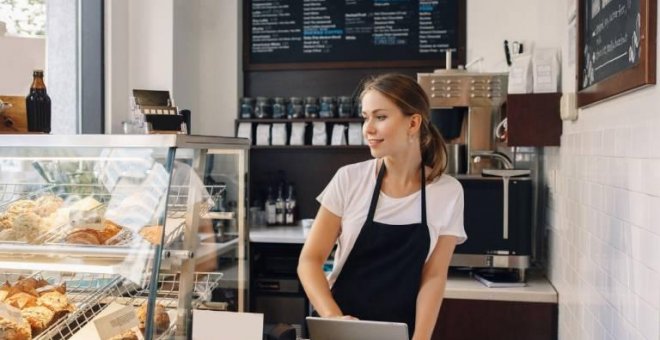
top-left (331, 162), bottom-right (431, 338)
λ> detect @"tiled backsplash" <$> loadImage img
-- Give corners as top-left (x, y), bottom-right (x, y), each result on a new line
top-left (543, 122), bottom-right (660, 339)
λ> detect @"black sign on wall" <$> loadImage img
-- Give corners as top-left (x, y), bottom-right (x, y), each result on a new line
top-left (244, 0), bottom-right (466, 70)
top-left (580, 0), bottom-right (641, 89)
top-left (577, 0), bottom-right (656, 107)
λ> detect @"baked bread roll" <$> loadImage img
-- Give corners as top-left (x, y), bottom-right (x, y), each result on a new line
top-left (0, 317), bottom-right (32, 340)
top-left (36, 292), bottom-right (74, 315)
top-left (137, 303), bottom-right (170, 334)
top-left (99, 220), bottom-right (122, 244)
top-left (0, 213), bottom-right (12, 230)
top-left (65, 229), bottom-right (102, 245)
top-left (138, 226), bottom-right (163, 245)
top-left (0, 282), bottom-right (10, 302)
top-left (21, 306), bottom-right (54, 335)
top-left (33, 195), bottom-right (63, 218)
top-left (4, 293), bottom-right (37, 310)
top-left (11, 212), bottom-right (45, 243)
top-left (6, 200), bottom-right (36, 215)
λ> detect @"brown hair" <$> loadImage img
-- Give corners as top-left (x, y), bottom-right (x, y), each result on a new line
top-left (359, 73), bottom-right (448, 181)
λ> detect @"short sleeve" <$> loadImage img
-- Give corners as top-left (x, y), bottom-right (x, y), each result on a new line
top-left (440, 185), bottom-right (467, 244)
top-left (316, 167), bottom-right (347, 217)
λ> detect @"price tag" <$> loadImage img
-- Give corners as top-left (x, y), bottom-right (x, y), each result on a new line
top-left (93, 305), bottom-right (143, 340)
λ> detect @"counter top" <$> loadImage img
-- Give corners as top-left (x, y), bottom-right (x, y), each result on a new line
top-left (249, 226), bottom-right (558, 304)
top-left (250, 225), bottom-right (308, 244)
top-left (444, 272), bottom-right (557, 303)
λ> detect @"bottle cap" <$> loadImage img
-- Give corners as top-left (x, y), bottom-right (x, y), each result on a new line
top-left (33, 70), bottom-right (44, 76)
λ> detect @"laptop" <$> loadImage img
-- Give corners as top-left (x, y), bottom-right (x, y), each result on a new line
top-left (306, 316), bottom-right (409, 340)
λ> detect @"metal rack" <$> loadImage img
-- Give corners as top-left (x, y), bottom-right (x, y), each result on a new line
top-left (10, 271), bottom-right (225, 340)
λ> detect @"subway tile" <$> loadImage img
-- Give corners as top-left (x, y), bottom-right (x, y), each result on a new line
top-left (646, 196), bottom-right (660, 236)
top-left (631, 259), bottom-right (660, 310)
top-left (630, 125), bottom-right (650, 159)
top-left (614, 128), bottom-right (631, 158)
top-left (603, 128), bottom-right (616, 157)
top-left (638, 230), bottom-right (660, 272)
top-left (635, 297), bottom-right (659, 340)
top-left (627, 158), bottom-right (645, 193)
top-left (644, 159), bottom-right (660, 198)
top-left (628, 191), bottom-right (649, 230)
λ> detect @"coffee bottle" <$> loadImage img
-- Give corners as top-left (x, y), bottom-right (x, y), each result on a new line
top-left (26, 70), bottom-right (51, 133)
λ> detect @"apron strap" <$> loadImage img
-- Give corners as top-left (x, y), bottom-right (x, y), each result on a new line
top-left (367, 161), bottom-right (429, 225)
top-left (421, 166), bottom-right (427, 226)
top-left (366, 161), bottom-right (387, 222)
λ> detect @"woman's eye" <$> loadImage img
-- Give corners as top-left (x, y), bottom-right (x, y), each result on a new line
top-left (376, 115), bottom-right (387, 121)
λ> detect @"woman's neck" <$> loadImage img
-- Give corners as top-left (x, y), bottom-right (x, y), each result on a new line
top-left (380, 151), bottom-right (423, 197)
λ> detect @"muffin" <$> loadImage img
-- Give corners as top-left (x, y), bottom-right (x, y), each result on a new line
top-left (137, 303), bottom-right (170, 334)
top-left (11, 212), bottom-right (45, 243)
top-left (5, 200), bottom-right (36, 215)
top-left (4, 292), bottom-right (37, 310)
top-left (33, 195), bottom-right (63, 218)
top-left (138, 225), bottom-right (163, 245)
top-left (108, 329), bottom-right (139, 340)
top-left (36, 292), bottom-right (74, 315)
top-left (21, 306), bottom-right (55, 335)
top-left (0, 317), bottom-right (32, 340)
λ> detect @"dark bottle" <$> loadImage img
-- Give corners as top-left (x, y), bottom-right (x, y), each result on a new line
top-left (26, 70), bottom-right (51, 133)
top-left (272, 97), bottom-right (287, 119)
top-left (285, 184), bottom-right (296, 225)
top-left (275, 185), bottom-right (285, 225)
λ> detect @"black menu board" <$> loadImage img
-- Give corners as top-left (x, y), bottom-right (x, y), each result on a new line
top-left (580, 0), bottom-right (642, 89)
top-left (245, 0), bottom-right (464, 70)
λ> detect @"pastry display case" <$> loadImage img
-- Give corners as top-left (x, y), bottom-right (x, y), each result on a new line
top-left (0, 134), bottom-right (249, 339)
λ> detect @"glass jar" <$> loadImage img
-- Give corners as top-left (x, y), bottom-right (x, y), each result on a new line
top-left (304, 96), bottom-right (319, 118)
top-left (272, 97), bottom-right (287, 119)
top-left (288, 97), bottom-right (304, 119)
top-left (337, 96), bottom-right (353, 118)
top-left (239, 97), bottom-right (255, 118)
top-left (255, 97), bottom-right (272, 118)
top-left (319, 96), bottom-right (336, 118)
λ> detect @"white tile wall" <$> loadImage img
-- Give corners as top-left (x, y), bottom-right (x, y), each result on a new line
top-left (544, 118), bottom-right (660, 339)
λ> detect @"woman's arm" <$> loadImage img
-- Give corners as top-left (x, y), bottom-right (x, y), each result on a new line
top-left (297, 206), bottom-right (344, 317)
top-left (412, 235), bottom-right (458, 340)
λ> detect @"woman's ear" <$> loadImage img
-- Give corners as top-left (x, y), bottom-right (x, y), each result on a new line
top-left (409, 113), bottom-right (423, 134)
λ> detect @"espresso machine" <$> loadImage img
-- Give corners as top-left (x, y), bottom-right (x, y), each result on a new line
top-left (418, 68), bottom-right (532, 280)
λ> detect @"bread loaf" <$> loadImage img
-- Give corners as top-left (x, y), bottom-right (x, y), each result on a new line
top-left (21, 306), bottom-right (54, 335)
top-left (65, 229), bottom-right (102, 245)
top-left (137, 303), bottom-right (170, 334)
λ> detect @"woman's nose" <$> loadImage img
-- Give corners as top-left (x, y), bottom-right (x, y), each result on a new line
top-left (363, 119), bottom-right (375, 134)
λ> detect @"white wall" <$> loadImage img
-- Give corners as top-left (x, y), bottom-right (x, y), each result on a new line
top-left (0, 36), bottom-right (45, 95)
top-left (105, 0), bottom-right (173, 134)
top-left (466, 0), bottom-right (563, 72)
top-left (106, 0), bottom-right (240, 136)
top-left (542, 1), bottom-right (660, 340)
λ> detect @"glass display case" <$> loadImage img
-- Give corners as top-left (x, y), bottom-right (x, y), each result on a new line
top-left (0, 134), bottom-right (249, 340)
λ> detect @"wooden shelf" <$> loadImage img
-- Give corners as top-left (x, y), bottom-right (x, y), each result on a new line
top-left (236, 118), bottom-right (362, 123)
top-left (506, 93), bottom-right (562, 147)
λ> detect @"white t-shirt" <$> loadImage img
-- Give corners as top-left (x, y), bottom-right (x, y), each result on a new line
top-left (317, 159), bottom-right (467, 287)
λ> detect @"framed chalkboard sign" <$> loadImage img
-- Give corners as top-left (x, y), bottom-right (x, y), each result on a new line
top-left (578, 0), bottom-right (656, 107)
top-left (243, 0), bottom-right (466, 70)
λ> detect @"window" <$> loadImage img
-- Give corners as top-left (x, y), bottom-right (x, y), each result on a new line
top-left (0, 0), bottom-right (46, 37)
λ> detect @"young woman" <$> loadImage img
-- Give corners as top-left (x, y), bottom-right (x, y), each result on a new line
top-left (297, 73), bottom-right (467, 339)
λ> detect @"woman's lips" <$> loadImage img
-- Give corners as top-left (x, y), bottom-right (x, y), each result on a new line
top-left (367, 139), bottom-right (384, 147)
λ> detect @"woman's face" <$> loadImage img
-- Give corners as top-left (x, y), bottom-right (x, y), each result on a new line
top-left (361, 90), bottom-right (414, 159)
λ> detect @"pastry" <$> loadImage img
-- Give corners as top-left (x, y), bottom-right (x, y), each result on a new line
top-left (99, 220), bottom-right (122, 244)
top-left (65, 229), bottom-right (102, 245)
top-left (0, 317), bottom-right (32, 340)
top-left (137, 303), bottom-right (170, 334)
top-left (5, 200), bottom-right (36, 215)
top-left (33, 195), bottom-right (63, 218)
top-left (36, 284), bottom-right (66, 296)
top-left (0, 213), bottom-right (12, 230)
top-left (11, 212), bottom-right (45, 243)
top-left (21, 306), bottom-right (54, 335)
top-left (4, 293), bottom-right (37, 310)
top-left (0, 229), bottom-right (16, 241)
top-left (36, 292), bottom-right (74, 315)
top-left (0, 282), bottom-right (10, 301)
top-left (108, 330), bottom-right (138, 340)
top-left (138, 225), bottom-right (163, 245)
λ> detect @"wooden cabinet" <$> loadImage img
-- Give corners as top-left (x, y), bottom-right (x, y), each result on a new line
top-left (506, 93), bottom-right (562, 147)
top-left (433, 298), bottom-right (557, 340)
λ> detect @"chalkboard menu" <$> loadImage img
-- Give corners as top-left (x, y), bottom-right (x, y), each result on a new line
top-left (245, 0), bottom-right (465, 70)
top-left (580, 0), bottom-right (642, 89)
top-left (577, 0), bottom-right (655, 107)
